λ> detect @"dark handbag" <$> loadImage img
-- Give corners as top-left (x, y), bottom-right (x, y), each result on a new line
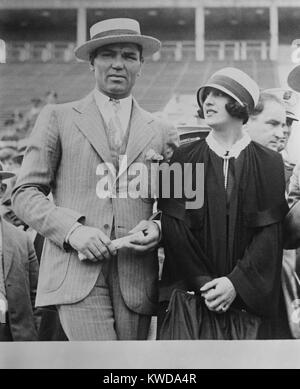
top-left (159, 289), bottom-right (262, 340)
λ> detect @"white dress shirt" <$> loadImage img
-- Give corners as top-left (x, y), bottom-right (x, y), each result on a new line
top-left (93, 88), bottom-right (132, 135)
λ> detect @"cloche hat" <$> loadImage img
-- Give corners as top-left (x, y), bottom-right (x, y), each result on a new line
top-left (197, 67), bottom-right (260, 112)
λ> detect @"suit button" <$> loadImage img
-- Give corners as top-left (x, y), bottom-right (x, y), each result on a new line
top-left (103, 224), bottom-right (110, 230)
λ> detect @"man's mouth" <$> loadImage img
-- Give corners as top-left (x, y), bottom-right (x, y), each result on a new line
top-left (108, 75), bottom-right (126, 80)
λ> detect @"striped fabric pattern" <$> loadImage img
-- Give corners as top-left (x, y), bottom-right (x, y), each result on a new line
top-left (12, 92), bottom-right (179, 318)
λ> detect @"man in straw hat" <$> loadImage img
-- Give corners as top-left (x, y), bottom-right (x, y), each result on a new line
top-left (0, 163), bottom-right (39, 341)
top-left (12, 18), bottom-right (178, 340)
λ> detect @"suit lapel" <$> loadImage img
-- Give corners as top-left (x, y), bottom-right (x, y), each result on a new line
top-left (2, 220), bottom-right (14, 280)
top-left (73, 93), bottom-right (114, 168)
top-left (117, 99), bottom-right (155, 180)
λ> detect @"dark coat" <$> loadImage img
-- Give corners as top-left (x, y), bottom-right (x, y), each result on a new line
top-left (158, 139), bottom-right (288, 319)
top-left (2, 219), bottom-right (39, 341)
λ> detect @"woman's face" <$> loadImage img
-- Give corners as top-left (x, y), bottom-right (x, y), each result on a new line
top-left (202, 87), bottom-right (233, 129)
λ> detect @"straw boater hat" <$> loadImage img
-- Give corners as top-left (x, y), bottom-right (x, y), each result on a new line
top-left (197, 67), bottom-right (260, 112)
top-left (75, 18), bottom-right (161, 61)
top-left (264, 88), bottom-right (299, 122)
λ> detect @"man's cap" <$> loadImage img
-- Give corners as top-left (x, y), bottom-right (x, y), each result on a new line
top-left (288, 65), bottom-right (300, 93)
top-left (0, 162), bottom-right (15, 180)
top-left (75, 18), bottom-right (161, 61)
top-left (264, 88), bottom-right (299, 122)
top-left (197, 67), bottom-right (260, 112)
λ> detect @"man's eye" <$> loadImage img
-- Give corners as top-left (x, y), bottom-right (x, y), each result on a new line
top-left (124, 54), bottom-right (138, 60)
top-left (100, 52), bottom-right (112, 57)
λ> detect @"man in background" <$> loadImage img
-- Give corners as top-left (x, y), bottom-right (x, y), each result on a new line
top-left (247, 92), bottom-right (286, 151)
top-left (0, 164), bottom-right (39, 341)
top-left (264, 88), bottom-right (299, 187)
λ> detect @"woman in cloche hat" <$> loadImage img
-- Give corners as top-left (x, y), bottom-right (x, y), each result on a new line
top-left (157, 67), bottom-right (288, 340)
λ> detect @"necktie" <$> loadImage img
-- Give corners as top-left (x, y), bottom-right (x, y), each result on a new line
top-left (108, 99), bottom-right (123, 149)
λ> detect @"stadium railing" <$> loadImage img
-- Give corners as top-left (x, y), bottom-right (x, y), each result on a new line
top-left (4, 39), bottom-right (270, 63)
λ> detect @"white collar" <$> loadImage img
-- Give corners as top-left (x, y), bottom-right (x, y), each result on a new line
top-left (206, 131), bottom-right (251, 159)
top-left (93, 88), bottom-right (132, 112)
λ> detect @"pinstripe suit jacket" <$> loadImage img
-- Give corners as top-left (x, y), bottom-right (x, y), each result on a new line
top-left (12, 92), bottom-right (178, 315)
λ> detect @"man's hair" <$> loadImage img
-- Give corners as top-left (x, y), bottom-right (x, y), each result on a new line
top-left (89, 43), bottom-right (143, 65)
top-left (250, 92), bottom-right (283, 117)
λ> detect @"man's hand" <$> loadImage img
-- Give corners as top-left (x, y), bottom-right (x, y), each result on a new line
top-left (200, 277), bottom-right (236, 313)
top-left (126, 220), bottom-right (160, 253)
top-left (68, 225), bottom-right (117, 262)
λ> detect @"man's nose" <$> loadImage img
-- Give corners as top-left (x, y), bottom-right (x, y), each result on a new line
top-left (274, 126), bottom-right (285, 138)
top-left (111, 55), bottom-right (124, 68)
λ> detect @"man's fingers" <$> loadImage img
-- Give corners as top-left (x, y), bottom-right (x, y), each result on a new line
top-left (97, 233), bottom-right (117, 256)
top-left (126, 241), bottom-right (156, 253)
top-left (79, 248), bottom-right (101, 261)
top-left (129, 220), bottom-right (148, 234)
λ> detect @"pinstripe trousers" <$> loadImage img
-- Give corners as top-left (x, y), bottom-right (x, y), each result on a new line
top-left (57, 256), bottom-right (151, 340)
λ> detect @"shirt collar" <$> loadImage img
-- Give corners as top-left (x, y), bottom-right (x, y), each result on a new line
top-left (93, 88), bottom-right (132, 113)
top-left (206, 131), bottom-right (251, 159)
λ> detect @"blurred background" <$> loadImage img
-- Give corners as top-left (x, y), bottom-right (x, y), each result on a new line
top-left (0, 0), bottom-right (300, 162)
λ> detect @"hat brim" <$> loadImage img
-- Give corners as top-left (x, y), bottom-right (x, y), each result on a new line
top-left (286, 111), bottom-right (299, 121)
top-left (75, 35), bottom-right (161, 61)
top-left (288, 65), bottom-right (300, 92)
top-left (0, 171), bottom-right (15, 179)
top-left (12, 154), bottom-right (24, 164)
top-left (197, 83), bottom-right (245, 108)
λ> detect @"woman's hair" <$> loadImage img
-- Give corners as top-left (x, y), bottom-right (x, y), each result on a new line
top-left (201, 87), bottom-right (250, 124)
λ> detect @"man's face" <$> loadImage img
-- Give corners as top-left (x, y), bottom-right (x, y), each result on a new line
top-left (277, 120), bottom-right (293, 152)
top-left (247, 100), bottom-right (286, 151)
top-left (0, 179), bottom-right (7, 200)
top-left (91, 43), bottom-right (143, 99)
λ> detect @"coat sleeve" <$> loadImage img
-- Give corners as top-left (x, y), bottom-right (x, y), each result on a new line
top-left (227, 222), bottom-right (282, 317)
top-left (288, 162), bottom-right (300, 208)
top-left (26, 235), bottom-right (40, 328)
top-left (12, 105), bottom-right (85, 249)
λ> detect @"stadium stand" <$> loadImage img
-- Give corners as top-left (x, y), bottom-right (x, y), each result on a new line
top-left (0, 58), bottom-right (279, 122)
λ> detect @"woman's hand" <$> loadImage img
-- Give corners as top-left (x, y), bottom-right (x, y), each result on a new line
top-left (200, 277), bottom-right (236, 313)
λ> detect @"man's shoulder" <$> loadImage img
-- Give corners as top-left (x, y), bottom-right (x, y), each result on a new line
top-left (133, 102), bottom-right (174, 128)
top-left (250, 141), bottom-right (283, 164)
top-left (43, 93), bottom-right (93, 115)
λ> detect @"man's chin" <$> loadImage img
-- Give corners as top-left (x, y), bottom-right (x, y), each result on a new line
top-left (268, 143), bottom-right (279, 151)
